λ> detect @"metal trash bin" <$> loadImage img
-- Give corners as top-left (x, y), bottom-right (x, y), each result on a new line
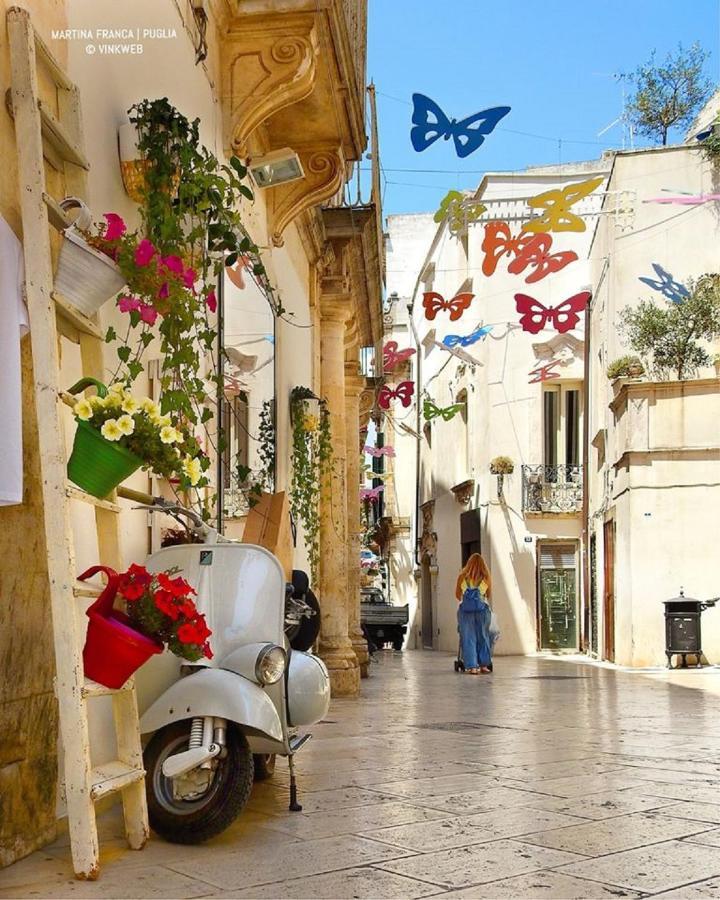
top-left (663, 589), bottom-right (717, 669)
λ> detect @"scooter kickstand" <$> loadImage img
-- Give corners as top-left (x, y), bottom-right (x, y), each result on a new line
top-left (288, 754), bottom-right (302, 812)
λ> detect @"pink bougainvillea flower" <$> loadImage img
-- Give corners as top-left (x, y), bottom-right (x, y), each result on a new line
top-left (206, 290), bottom-right (217, 313)
top-left (139, 304), bottom-right (158, 325)
top-left (157, 282), bottom-right (170, 301)
top-left (135, 238), bottom-right (156, 267)
top-left (103, 213), bottom-right (127, 242)
top-left (182, 267), bottom-right (197, 289)
top-left (118, 295), bottom-right (141, 313)
top-left (161, 254), bottom-right (184, 275)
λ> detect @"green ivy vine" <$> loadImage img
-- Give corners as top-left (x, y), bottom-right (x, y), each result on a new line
top-left (289, 386), bottom-right (333, 583)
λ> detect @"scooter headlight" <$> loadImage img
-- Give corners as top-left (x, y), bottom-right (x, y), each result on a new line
top-left (255, 644), bottom-right (286, 685)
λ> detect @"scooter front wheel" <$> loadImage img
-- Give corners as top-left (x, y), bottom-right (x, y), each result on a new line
top-left (144, 721), bottom-right (254, 844)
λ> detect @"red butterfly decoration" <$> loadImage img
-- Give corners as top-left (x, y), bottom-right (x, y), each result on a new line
top-left (383, 340), bottom-right (416, 372)
top-left (515, 291), bottom-right (590, 334)
top-left (422, 291), bottom-right (474, 321)
top-left (528, 360), bottom-right (563, 383)
top-left (377, 381), bottom-right (415, 410)
top-left (482, 222), bottom-right (578, 284)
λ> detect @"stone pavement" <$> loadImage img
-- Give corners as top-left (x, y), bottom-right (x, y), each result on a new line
top-left (4, 652), bottom-right (720, 899)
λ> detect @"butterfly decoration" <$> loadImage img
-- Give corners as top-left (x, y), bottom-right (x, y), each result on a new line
top-left (638, 263), bottom-right (689, 304)
top-left (528, 360), bottom-right (563, 383)
top-left (225, 254), bottom-right (252, 290)
top-left (383, 340), bottom-right (416, 372)
top-left (481, 221), bottom-right (578, 284)
top-left (524, 176), bottom-right (604, 233)
top-left (377, 381), bottom-right (415, 410)
top-left (360, 486), bottom-right (384, 502)
top-left (442, 324), bottom-right (494, 348)
top-left (364, 445), bottom-right (396, 458)
top-left (410, 93), bottom-right (511, 158)
top-left (434, 189), bottom-right (487, 236)
top-left (515, 291), bottom-right (590, 334)
top-left (422, 291), bottom-right (474, 321)
top-left (644, 193), bottom-right (720, 205)
top-left (423, 398), bottom-right (465, 422)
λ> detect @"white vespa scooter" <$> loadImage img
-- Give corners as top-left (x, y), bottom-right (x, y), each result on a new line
top-left (133, 496), bottom-right (330, 844)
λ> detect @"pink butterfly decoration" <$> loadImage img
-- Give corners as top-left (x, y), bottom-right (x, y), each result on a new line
top-left (644, 194), bottom-right (720, 205)
top-left (360, 486), bottom-right (384, 502)
top-left (364, 445), bottom-right (396, 458)
top-left (383, 341), bottom-right (416, 372)
top-left (515, 291), bottom-right (590, 334)
top-left (377, 381), bottom-right (414, 410)
top-left (528, 360), bottom-right (563, 383)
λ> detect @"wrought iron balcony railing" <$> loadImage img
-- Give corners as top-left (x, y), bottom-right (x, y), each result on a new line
top-left (522, 464), bottom-right (583, 514)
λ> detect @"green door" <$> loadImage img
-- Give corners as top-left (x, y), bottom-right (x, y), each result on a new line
top-left (539, 545), bottom-right (578, 650)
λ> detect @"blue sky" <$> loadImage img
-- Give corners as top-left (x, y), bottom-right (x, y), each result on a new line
top-left (367, 0), bottom-right (719, 217)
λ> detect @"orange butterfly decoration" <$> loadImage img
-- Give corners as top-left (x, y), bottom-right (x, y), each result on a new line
top-left (481, 222), bottom-right (578, 284)
top-left (422, 291), bottom-right (474, 321)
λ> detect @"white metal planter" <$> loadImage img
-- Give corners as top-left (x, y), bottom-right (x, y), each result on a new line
top-left (55, 197), bottom-right (126, 317)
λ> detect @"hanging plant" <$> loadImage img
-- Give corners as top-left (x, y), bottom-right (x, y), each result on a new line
top-left (230, 399), bottom-right (276, 512)
top-left (289, 387), bottom-right (333, 583)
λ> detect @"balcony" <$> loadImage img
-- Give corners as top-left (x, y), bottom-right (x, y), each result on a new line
top-left (522, 465), bottom-right (583, 515)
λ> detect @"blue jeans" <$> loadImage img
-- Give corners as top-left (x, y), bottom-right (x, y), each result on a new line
top-left (458, 601), bottom-right (492, 669)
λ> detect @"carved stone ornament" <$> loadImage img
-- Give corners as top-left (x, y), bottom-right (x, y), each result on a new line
top-left (270, 146), bottom-right (345, 247)
top-left (451, 479), bottom-right (475, 505)
top-left (419, 500), bottom-right (437, 562)
top-left (223, 15), bottom-right (319, 155)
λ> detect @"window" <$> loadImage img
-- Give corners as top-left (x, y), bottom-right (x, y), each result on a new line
top-left (221, 391), bottom-right (249, 488)
top-left (543, 383), bottom-right (581, 468)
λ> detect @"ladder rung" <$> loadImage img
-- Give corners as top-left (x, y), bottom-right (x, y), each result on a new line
top-left (73, 582), bottom-right (102, 599)
top-left (37, 99), bottom-right (90, 170)
top-left (53, 291), bottom-right (103, 339)
top-left (90, 761), bottom-right (145, 801)
top-left (82, 678), bottom-right (134, 699)
top-left (66, 484), bottom-right (121, 513)
top-left (33, 28), bottom-right (74, 90)
top-left (43, 192), bottom-right (73, 230)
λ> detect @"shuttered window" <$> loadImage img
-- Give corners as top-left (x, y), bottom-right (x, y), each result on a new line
top-left (539, 543), bottom-right (576, 569)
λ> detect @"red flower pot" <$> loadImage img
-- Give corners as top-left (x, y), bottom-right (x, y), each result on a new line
top-left (79, 565), bottom-right (162, 689)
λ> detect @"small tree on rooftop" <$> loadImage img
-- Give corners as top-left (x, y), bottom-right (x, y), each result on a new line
top-left (623, 43), bottom-right (711, 145)
top-left (620, 274), bottom-right (720, 380)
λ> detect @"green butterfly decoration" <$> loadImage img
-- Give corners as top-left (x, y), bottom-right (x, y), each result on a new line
top-left (434, 189), bottom-right (487, 236)
top-left (423, 398), bottom-right (465, 422)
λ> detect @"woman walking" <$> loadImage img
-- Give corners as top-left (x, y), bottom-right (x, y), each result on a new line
top-left (455, 553), bottom-right (493, 674)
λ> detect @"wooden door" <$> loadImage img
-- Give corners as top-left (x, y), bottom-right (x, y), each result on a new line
top-left (603, 519), bottom-right (615, 662)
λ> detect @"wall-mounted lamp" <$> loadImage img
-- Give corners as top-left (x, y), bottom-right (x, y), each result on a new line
top-left (249, 148), bottom-right (305, 188)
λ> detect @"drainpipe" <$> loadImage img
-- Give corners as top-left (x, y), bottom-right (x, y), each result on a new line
top-left (409, 302), bottom-right (422, 568)
top-left (216, 272), bottom-right (225, 534)
top-left (581, 291), bottom-right (591, 653)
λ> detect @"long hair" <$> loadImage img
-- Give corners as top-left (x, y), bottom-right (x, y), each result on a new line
top-left (455, 553), bottom-right (492, 600)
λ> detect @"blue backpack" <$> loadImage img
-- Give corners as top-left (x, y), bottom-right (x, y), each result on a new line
top-left (461, 586), bottom-right (483, 612)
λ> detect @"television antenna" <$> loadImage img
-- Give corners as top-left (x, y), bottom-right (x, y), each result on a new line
top-left (595, 73), bottom-right (634, 150)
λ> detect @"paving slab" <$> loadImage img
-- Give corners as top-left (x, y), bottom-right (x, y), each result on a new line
top-left (435, 870), bottom-right (645, 898)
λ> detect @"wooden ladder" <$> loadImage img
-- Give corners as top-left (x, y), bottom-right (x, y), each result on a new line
top-left (7, 7), bottom-right (148, 880)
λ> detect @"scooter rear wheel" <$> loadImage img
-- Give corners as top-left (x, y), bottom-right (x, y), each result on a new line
top-left (144, 721), bottom-right (253, 844)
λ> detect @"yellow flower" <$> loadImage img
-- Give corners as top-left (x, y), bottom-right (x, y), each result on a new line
top-left (90, 395), bottom-right (107, 409)
top-left (103, 392), bottom-right (122, 409)
top-left (140, 398), bottom-right (159, 417)
top-left (182, 456), bottom-right (202, 486)
top-left (160, 425), bottom-right (178, 444)
top-left (73, 399), bottom-right (93, 421)
top-left (302, 414), bottom-right (319, 432)
top-left (101, 419), bottom-right (122, 442)
top-left (121, 396), bottom-right (139, 414)
top-left (152, 413), bottom-right (172, 428)
top-left (117, 414), bottom-right (135, 436)
top-left (108, 383), bottom-right (126, 397)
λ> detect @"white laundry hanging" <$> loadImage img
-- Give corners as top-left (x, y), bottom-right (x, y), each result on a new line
top-left (0, 215), bottom-right (29, 506)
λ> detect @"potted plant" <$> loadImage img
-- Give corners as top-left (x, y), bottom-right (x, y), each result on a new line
top-left (289, 386), bottom-right (333, 582)
top-left (607, 355), bottom-right (645, 380)
top-left (54, 198), bottom-right (127, 316)
top-left (67, 377), bottom-right (209, 499)
top-left (489, 456), bottom-right (514, 475)
top-left (79, 562), bottom-right (212, 689)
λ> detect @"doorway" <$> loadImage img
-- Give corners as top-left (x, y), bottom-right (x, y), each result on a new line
top-left (420, 553), bottom-right (434, 649)
top-left (603, 519), bottom-right (616, 662)
top-left (460, 507), bottom-right (481, 565)
top-left (538, 542), bottom-right (579, 650)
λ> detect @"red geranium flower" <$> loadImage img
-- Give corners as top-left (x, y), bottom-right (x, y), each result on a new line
top-left (178, 597), bottom-right (197, 618)
top-left (202, 644), bottom-right (213, 659)
top-left (158, 573), bottom-right (196, 597)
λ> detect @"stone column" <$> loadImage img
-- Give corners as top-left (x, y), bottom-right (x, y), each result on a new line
top-left (317, 297), bottom-right (360, 697)
top-left (345, 364), bottom-right (370, 678)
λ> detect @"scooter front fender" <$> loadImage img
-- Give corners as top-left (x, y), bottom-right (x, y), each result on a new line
top-left (139, 668), bottom-right (283, 742)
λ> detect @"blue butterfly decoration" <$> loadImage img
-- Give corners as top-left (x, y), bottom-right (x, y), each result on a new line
top-left (442, 324), bottom-right (494, 348)
top-left (638, 263), bottom-right (689, 304)
top-left (410, 94), bottom-right (511, 158)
